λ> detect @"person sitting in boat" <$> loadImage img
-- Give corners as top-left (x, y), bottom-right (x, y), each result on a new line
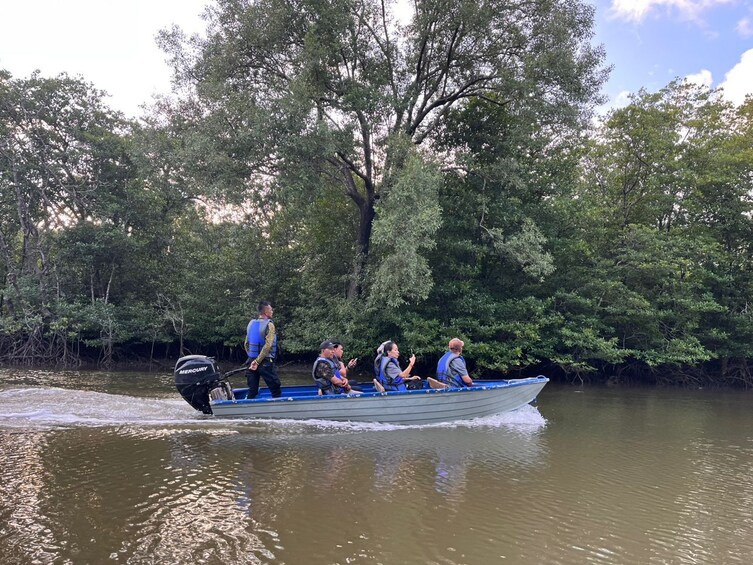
top-left (373, 340), bottom-right (391, 379)
top-left (332, 340), bottom-right (362, 391)
top-left (313, 340), bottom-right (358, 395)
top-left (377, 341), bottom-right (422, 391)
top-left (436, 338), bottom-right (473, 387)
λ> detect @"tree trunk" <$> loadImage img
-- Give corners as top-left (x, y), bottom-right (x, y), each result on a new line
top-left (347, 196), bottom-right (375, 300)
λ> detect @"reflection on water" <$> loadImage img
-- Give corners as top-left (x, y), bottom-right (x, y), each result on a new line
top-left (2, 371), bottom-right (753, 564)
top-left (123, 436), bottom-right (275, 565)
top-left (0, 431), bottom-right (61, 564)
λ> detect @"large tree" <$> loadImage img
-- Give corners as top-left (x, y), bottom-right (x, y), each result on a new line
top-left (158, 0), bottom-right (607, 299)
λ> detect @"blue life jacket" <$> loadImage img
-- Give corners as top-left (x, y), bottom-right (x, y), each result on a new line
top-left (436, 352), bottom-right (467, 387)
top-left (373, 354), bottom-right (383, 378)
top-left (247, 319), bottom-right (276, 359)
top-left (312, 356), bottom-right (343, 394)
top-left (378, 356), bottom-right (406, 391)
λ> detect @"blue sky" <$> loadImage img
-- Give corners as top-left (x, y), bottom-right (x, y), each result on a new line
top-left (0, 0), bottom-right (751, 117)
top-left (594, 0), bottom-right (753, 107)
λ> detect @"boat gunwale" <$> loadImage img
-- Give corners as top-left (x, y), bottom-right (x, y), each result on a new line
top-left (211, 376), bottom-right (549, 407)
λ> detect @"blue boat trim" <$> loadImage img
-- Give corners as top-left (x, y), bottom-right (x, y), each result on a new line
top-left (211, 376), bottom-right (549, 406)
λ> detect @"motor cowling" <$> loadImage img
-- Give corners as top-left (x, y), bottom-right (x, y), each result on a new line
top-left (174, 355), bottom-right (224, 414)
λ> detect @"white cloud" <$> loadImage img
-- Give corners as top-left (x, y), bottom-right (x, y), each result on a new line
top-left (614, 90), bottom-right (633, 108)
top-left (719, 49), bottom-right (753, 105)
top-left (610, 0), bottom-right (732, 23)
top-left (737, 18), bottom-right (753, 37)
top-left (685, 69), bottom-right (713, 87)
top-left (594, 90), bottom-right (633, 119)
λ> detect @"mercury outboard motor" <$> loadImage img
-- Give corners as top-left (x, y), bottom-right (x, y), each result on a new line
top-left (174, 355), bottom-right (234, 414)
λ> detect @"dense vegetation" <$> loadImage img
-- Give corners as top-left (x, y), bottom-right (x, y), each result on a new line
top-left (2, 0), bottom-right (752, 386)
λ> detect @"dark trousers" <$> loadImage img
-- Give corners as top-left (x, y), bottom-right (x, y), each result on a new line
top-left (245, 359), bottom-right (281, 398)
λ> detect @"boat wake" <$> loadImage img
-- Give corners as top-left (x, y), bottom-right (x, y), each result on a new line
top-left (0, 387), bottom-right (199, 429)
top-left (272, 402), bottom-right (548, 433)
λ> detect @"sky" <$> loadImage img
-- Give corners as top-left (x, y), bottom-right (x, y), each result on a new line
top-left (0, 0), bottom-right (751, 118)
top-left (595, 0), bottom-right (753, 108)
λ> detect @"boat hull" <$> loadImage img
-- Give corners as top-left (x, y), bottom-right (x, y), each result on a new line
top-left (209, 377), bottom-right (548, 424)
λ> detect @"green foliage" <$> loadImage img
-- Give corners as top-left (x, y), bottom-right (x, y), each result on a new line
top-left (369, 144), bottom-right (442, 307)
top-left (5, 12), bottom-right (753, 387)
top-left (556, 81), bottom-right (753, 382)
top-left (156, 0), bottom-right (607, 300)
top-left (486, 219), bottom-right (555, 281)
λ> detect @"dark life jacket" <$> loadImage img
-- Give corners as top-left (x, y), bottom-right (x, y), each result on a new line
top-left (312, 356), bottom-right (343, 394)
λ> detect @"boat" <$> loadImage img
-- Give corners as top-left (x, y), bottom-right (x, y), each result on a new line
top-left (174, 354), bottom-right (548, 424)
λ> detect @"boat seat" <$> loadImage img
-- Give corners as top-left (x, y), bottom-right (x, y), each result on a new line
top-left (373, 379), bottom-right (386, 393)
top-left (427, 377), bottom-right (449, 390)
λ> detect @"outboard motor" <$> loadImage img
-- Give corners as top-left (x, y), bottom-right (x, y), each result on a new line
top-left (174, 355), bottom-right (234, 414)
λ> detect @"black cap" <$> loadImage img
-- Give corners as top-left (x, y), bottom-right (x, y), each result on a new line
top-left (319, 340), bottom-right (336, 350)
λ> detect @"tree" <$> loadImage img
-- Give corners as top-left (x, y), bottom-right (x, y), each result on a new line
top-left (158, 0), bottom-right (607, 299)
top-left (0, 71), bottom-right (137, 363)
top-left (559, 81), bottom-right (753, 384)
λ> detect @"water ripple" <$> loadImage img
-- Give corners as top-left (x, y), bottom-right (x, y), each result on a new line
top-left (5, 377), bottom-right (753, 564)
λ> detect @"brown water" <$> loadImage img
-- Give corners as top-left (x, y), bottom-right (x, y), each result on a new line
top-left (1, 368), bottom-right (753, 564)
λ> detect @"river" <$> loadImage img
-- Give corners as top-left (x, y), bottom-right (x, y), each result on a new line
top-left (1, 368), bottom-right (752, 564)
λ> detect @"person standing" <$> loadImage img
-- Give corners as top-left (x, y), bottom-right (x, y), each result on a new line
top-left (244, 300), bottom-right (282, 398)
top-left (436, 338), bottom-right (473, 387)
